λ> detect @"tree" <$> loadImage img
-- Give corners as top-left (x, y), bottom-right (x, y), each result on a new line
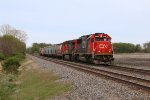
top-left (0, 24), bottom-right (27, 42)
top-left (0, 24), bottom-right (27, 74)
top-left (143, 42), bottom-right (150, 53)
top-left (0, 34), bottom-right (26, 57)
top-left (31, 43), bottom-right (40, 53)
top-left (135, 44), bottom-right (142, 52)
top-left (113, 43), bottom-right (136, 53)
top-left (26, 43), bottom-right (51, 54)
top-left (0, 24), bottom-right (13, 35)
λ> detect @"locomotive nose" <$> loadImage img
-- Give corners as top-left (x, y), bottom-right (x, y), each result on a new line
top-left (95, 42), bottom-right (112, 54)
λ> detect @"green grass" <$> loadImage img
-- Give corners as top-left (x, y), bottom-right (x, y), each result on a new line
top-left (0, 58), bottom-right (72, 100)
top-left (0, 74), bottom-right (16, 100)
top-left (12, 70), bottom-right (72, 100)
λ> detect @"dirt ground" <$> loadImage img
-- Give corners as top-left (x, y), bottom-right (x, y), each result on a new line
top-left (114, 53), bottom-right (150, 70)
top-left (19, 57), bottom-right (40, 72)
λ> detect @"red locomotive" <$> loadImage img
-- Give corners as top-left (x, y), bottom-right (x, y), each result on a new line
top-left (39, 33), bottom-right (114, 64)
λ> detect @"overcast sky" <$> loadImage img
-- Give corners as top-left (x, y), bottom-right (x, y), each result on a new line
top-left (0, 0), bottom-right (150, 46)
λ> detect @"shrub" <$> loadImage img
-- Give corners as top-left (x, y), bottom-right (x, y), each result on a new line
top-left (0, 53), bottom-right (5, 61)
top-left (12, 53), bottom-right (25, 61)
top-left (2, 56), bottom-right (20, 74)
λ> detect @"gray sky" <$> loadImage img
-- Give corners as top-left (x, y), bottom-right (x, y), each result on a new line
top-left (0, 0), bottom-right (150, 46)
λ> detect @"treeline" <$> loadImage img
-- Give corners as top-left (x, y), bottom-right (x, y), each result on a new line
top-left (0, 24), bottom-right (27, 74)
top-left (27, 43), bottom-right (51, 54)
top-left (113, 42), bottom-right (150, 53)
top-left (28, 42), bottom-right (150, 54)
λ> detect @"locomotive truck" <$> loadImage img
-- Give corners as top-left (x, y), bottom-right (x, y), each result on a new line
top-left (39, 33), bottom-right (114, 64)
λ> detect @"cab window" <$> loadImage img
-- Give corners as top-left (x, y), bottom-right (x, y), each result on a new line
top-left (107, 38), bottom-right (111, 42)
top-left (95, 37), bottom-right (106, 41)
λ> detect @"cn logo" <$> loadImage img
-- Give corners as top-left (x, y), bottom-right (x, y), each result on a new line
top-left (99, 44), bottom-right (108, 48)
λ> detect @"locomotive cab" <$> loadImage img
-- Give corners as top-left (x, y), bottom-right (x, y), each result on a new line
top-left (94, 34), bottom-right (113, 54)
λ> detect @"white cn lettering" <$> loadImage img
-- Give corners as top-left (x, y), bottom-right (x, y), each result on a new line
top-left (99, 44), bottom-right (108, 48)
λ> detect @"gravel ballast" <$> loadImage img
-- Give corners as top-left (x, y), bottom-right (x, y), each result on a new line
top-left (30, 55), bottom-right (150, 100)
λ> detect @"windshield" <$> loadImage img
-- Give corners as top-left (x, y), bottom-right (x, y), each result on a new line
top-left (95, 37), bottom-right (111, 42)
top-left (95, 37), bottom-right (106, 41)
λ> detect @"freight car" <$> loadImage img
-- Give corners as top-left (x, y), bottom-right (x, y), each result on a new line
top-left (39, 33), bottom-right (114, 64)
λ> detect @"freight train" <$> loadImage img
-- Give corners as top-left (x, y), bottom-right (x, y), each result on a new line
top-left (39, 33), bottom-right (114, 64)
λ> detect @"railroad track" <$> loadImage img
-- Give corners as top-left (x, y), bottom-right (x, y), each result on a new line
top-left (101, 65), bottom-right (150, 75)
top-left (32, 55), bottom-right (150, 92)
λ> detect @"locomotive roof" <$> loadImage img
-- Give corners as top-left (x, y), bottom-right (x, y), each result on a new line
top-left (95, 33), bottom-right (105, 35)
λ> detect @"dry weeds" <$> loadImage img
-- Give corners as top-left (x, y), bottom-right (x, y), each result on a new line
top-left (0, 62), bottom-right (2, 73)
top-left (114, 53), bottom-right (150, 69)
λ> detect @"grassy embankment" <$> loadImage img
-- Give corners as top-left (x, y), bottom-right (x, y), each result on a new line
top-left (0, 57), bottom-right (72, 100)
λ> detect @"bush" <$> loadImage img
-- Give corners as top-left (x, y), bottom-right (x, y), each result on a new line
top-left (0, 53), bottom-right (5, 61)
top-left (12, 53), bottom-right (25, 61)
top-left (2, 56), bottom-right (20, 74)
